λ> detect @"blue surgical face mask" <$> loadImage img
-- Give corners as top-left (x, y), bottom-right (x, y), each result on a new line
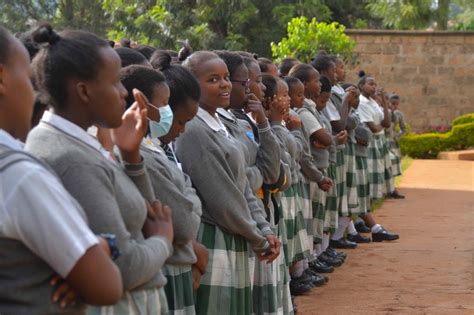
top-left (148, 104), bottom-right (174, 139)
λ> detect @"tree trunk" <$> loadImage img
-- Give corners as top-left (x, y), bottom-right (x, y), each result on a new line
top-left (436, 0), bottom-right (449, 30)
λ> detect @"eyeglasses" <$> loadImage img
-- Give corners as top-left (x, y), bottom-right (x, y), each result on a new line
top-left (230, 78), bottom-right (251, 89)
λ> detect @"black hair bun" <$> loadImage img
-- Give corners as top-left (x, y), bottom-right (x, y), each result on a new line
top-left (358, 70), bottom-right (366, 78)
top-left (32, 23), bottom-right (60, 46)
top-left (160, 53), bottom-right (173, 70)
top-left (178, 40), bottom-right (192, 62)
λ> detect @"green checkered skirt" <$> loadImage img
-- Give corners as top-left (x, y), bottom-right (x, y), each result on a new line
top-left (163, 264), bottom-right (195, 315)
top-left (87, 287), bottom-right (169, 315)
top-left (367, 134), bottom-right (387, 199)
top-left (355, 156), bottom-right (370, 214)
top-left (280, 182), bottom-right (311, 265)
top-left (300, 177), bottom-right (314, 244)
top-left (310, 171), bottom-right (327, 245)
top-left (252, 197), bottom-right (293, 315)
top-left (380, 134), bottom-right (394, 194)
top-left (335, 148), bottom-right (348, 216)
top-left (389, 141), bottom-right (402, 177)
top-left (325, 164), bottom-right (339, 234)
top-left (345, 142), bottom-right (360, 213)
top-left (195, 223), bottom-right (252, 315)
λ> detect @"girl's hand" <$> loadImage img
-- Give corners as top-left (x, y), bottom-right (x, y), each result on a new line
top-left (259, 234), bottom-right (281, 263)
top-left (335, 130), bottom-right (348, 145)
top-left (192, 241), bottom-right (209, 275)
top-left (191, 265), bottom-right (202, 291)
top-left (286, 114), bottom-right (302, 130)
top-left (111, 89), bottom-right (149, 164)
top-left (244, 93), bottom-right (267, 124)
top-left (50, 275), bottom-right (78, 309)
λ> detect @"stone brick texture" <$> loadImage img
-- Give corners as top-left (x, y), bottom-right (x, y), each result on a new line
top-left (345, 30), bottom-right (474, 132)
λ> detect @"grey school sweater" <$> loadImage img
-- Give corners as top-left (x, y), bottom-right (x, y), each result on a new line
top-left (217, 109), bottom-right (278, 234)
top-left (25, 123), bottom-right (172, 291)
top-left (141, 144), bottom-right (201, 265)
top-left (299, 99), bottom-right (332, 170)
top-left (346, 108), bottom-right (360, 144)
top-left (355, 123), bottom-right (373, 157)
top-left (175, 114), bottom-right (270, 252)
top-left (0, 146), bottom-right (86, 315)
top-left (270, 122), bottom-right (297, 187)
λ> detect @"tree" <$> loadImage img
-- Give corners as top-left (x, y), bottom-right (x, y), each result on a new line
top-left (0, 0), bottom-right (58, 33)
top-left (366, 0), bottom-right (433, 30)
top-left (271, 16), bottom-right (355, 63)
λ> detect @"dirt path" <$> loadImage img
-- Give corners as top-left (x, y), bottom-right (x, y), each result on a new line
top-left (296, 160), bottom-right (474, 314)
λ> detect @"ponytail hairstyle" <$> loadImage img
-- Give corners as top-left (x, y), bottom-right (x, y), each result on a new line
top-left (150, 49), bottom-right (178, 69)
top-left (177, 40), bottom-right (192, 62)
top-left (159, 51), bottom-right (200, 110)
top-left (31, 23), bottom-right (110, 109)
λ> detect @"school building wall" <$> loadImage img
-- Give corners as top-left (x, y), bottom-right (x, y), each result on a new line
top-left (345, 29), bottom-right (474, 133)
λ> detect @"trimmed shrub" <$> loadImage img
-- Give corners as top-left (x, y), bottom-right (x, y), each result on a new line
top-left (400, 121), bottom-right (474, 159)
top-left (452, 113), bottom-right (474, 126)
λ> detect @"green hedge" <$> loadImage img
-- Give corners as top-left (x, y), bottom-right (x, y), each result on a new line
top-left (400, 121), bottom-right (474, 159)
top-left (452, 113), bottom-right (474, 126)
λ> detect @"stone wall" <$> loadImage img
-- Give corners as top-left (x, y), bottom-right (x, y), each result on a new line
top-left (345, 30), bottom-right (474, 132)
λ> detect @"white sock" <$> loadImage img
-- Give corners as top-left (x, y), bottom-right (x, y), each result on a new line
top-left (331, 216), bottom-right (351, 240)
top-left (303, 258), bottom-right (309, 270)
top-left (291, 261), bottom-right (305, 278)
top-left (347, 220), bottom-right (358, 236)
top-left (322, 233), bottom-right (330, 251)
top-left (371, 224), bottom-right (383, 233)
top-left (314, 244), bottom-right (322, 256)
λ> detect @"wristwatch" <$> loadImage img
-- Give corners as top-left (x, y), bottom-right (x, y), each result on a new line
top-left (100, 233), bottom-right (120, 261)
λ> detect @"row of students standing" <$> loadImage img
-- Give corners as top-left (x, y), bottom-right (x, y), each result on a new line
top-left (0, 22), bottom-right (406, 315)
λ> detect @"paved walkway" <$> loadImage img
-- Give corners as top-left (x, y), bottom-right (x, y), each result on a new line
top-left (296, 159), bottom-right (474, 314)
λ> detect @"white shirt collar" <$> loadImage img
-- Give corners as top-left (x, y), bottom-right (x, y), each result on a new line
top-left (41, 110), bottom-right (104, 155)
top-left (304, 98), bottom-right (317, 110)
top-left (0, 129), bottom-right (24, 150)
top-left (216, 107), bottom-right (236, 122)
top-left (332, 84), bottom-right (345, 96)
top-left (197, 107), bottom-right (229, 136)
top-left (142, 136), bottom-right (163, 153)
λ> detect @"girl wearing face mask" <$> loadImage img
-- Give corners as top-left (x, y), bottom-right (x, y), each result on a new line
top-left (120, 63), bottom-right (207, 314)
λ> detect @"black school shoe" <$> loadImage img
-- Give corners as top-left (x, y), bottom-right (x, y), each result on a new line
top-left (301, 270), bottom-right (326, 287)
top-left (326, 246), bottom-right (347, 260)
top-left (309, 258), bottom-right (335, 273)
top-left (289, 278), bottom-right (312, 296)
top-left (305, 269), bottom-right (329, 283)
top-left (329, 238), bottom-right (358, 249)
top-left (386, 190), bottom-right (406, 199)
top-left (318, 252), bottom-right (343, 267)
top-left (347, 233), bottom-right (372, 243)
top-left (355, 221), bottom-right (371, 233)
top-left (372, 227), bottom-right (400, 242)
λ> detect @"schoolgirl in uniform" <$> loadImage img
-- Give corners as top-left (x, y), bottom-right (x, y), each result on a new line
top-left (214, 50), bottom-right (287, 315)
top-left (311, 54), bottom-right (356, 249)
top-left (356, 72), bottom-right (400, 242)
top-left (312, 76), bottom-right (348, 265)
top-left (25, 24), bottom-right (174, 314)
top-left (386, 93), bottom-right (406, 199)
top-left (177, 51), bottom-right (277, 314)
top-left (120, 63), bottom-right (206, 314)
top-left (288, 65), bottom-right (343, 277)
top-left (0, 24), bottom-right (122, 315)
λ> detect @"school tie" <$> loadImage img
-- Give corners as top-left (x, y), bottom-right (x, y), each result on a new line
top-left (161, 143), bottom-right (178, 164)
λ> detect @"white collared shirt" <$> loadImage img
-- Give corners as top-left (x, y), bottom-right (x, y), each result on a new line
top-left (322, 98), bottom-right (341, 122)
top-left (197, 107), bottom-right (230, 138)
top-left (0, 128), bottom-right (98, 278)
top-left (42, 111), bottom-right (113, 161)
top-left (358, 95), bottom-right (385, 135)
top-left (332, 84), bottom-right (345, 97)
